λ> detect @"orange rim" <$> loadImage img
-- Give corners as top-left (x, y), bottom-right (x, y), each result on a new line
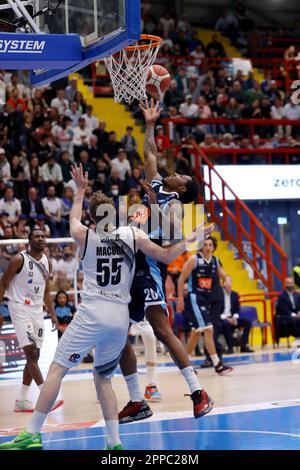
top-left (125, 34), bottom-right (162, 51)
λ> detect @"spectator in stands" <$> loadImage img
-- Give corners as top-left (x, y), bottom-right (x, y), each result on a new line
top-left (10, 155), bottom-right (27, 199)
top-left (93, 120), bottom-right (109, 152)
top-left (79, 150), bottom-right (95, 186)
top-left (74, 91), bottom-right (87, 113)
top-left (14, 214), bottom-right (30, 239)
top-left (58, 245), bottom-right (77, 282)
top-left (21, 187), bottom-right (44, 226)
top-left (175, 68), bottom-right (190, 95)
top-left (228, 80), bottom-right (245, 104)
top-left (83, 105), bottom-right (99, 132)
top-left (244, 80), bottom-right (264, 106)
top-left (55, 290), bottom-right (76, 339)
top-left (65, 101), bottom-right (82, 128)
top-left (65, 77), bottom-right (78, 103)
top-left (292, 256), bottom-right (300, 289)
top-left (164, 80), bottom-right (184, 108)
top-left (121, 126), bottom-right (140, 166)
top-left (41, 154), bottom-right (63, 194)
top-left (42, 184), bottom-right (67, 237)
top-left (94, 159), bottom-right (110, 191)
top-left (218, 276), bottom-right (254, 353)
top-left (159, 11), bottom-right (175, 33)
top-left (190, 43), bottom-right (206, 65)
top-left (0, 148), bottom-right (11, 186)
top-left (276, 277), bottom-right (300, 338)
top-left (49, 268), bottom-right (72, 293)
top-left (34, 214), bottom-right (51, 237)
top-left (7, 88), bottom-right (27, 112)
top-left (28, 89), bottom-right (48, 113)
top-left (0, 185), bottom-right (21, 225)
top-left (88, 135), bottom-right (101, 162)
top-left (111, 148), bottom-right (132, 181)
top-left (206, 33), bottom-right (226, 57)
top-left (220, 133), bottom-right (236, 149)
top-left (0, 225), bottom-right (18, 272)
top-left (50, 89), bottom-right (69, 114)
top-left (73, 117), bottom-right (92, 159)
top-left (199, 133), bottom-right (219, 149)
top-left (179, 94), bottom-right (198, 118)
top-left (61, 186), bottom-right (74, 222)
top-left (103, 131), bottom-right (123, 161)
top-left (271, 97), bottom-right (285, 136)
top-left (283, 97), bottom-right (300, 137)
top-left (284, 45), bottom-right (297, 61)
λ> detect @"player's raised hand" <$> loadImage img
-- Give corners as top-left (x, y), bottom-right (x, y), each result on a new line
top-left (143, 182), bottom-right (157, 206)
top-left (185, 223), bottom-right (215, 247)
top-left (139, 99), bottom-right (163, 125)
top-left (70, 164), bottom-right (89, 193)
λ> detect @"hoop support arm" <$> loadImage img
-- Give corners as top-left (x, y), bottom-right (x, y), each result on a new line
top-left (0, 32), bottom-right (82, 69)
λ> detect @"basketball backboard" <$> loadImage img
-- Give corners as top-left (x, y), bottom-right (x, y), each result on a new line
top-left (0, 0), bottom-right (141, 85)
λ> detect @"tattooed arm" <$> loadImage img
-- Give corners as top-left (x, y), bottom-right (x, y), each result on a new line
top-left (139, 99), bottom-right (163, 182)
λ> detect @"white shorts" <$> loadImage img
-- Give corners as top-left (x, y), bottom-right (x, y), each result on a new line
top-left (54, 298), bottom-right (129, 378)
top-left (9, 302), bottom-right (44, 349)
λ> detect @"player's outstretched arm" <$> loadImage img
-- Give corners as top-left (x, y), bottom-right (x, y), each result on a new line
top-left (139, 99), bottom-right (163, 182)
top-left (134, 223), bottom-right (214, 265)
top-left (0, 255), bottom-right (24, 329)
top-left (176, 256), bottom-right (197, 312)
top-left (70, 164), bottom-right (89, 257)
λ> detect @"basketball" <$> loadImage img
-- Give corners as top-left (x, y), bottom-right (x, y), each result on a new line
top-left (146, 65), bottom-right (171, 96)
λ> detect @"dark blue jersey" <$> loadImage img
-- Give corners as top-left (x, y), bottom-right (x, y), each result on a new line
top-left (188, 253), bottom-right (221, 301)
top-left (130, 179), bottom-right (180, 245)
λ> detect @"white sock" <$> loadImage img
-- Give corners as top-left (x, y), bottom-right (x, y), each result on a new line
top-left (106, 420), bottom-right (121, 448)
top-left (147, 365), bottom-right (156, 386)
top-left (27, 411), bottom-right (47, 434)
top-left (19, 384), bottom-right (30, 401)
top-left (125, 373), bottom-right (143, 402)
top-left (211, 354), bottom-right (219, 367)
top-left (181, 367), bottom-right (202, 394)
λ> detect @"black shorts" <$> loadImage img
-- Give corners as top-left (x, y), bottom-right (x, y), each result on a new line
top-left (184, 293), bottom-right (212, 331)
top-left (129, 254), bottom-right (168, 323)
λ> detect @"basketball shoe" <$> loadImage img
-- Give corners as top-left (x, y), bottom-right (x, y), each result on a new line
top-left (215, 362), bottom-right (233, 375)
top-left (0, 431), bottom-right (42, 450)
top-left (14, 399), bottom-right (64, 413)
top-left (144, 385), bottom-right (162, 402)
top-left (119, 400), bottom-right (153, 424)
top-left (185, 389), bottom-right (214, 419)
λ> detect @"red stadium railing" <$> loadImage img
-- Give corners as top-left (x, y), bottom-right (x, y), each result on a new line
top-left (162, 117), bottom-right (300, 144)
top-left (196, 147), bottom-right (300, 165)
top-left (193, 143), bottom-right (287, 291)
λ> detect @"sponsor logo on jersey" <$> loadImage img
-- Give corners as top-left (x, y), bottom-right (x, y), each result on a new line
top-left (34, 286), bottom-right (40, 294)
top-left (68, 353), bottom-right (81, 363)
top-left (28, 279), bottom-right (33, 284)
top-left (29, 272), bottom-right (33, 277)
top-left (0, 39), bottom-right (46, 54)
top-left (25, 299), bottom-right (31, 306)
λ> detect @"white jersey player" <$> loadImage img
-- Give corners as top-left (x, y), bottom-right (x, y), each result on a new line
top-left (0, 229), bottom-right (63, 413)
top-left (0, 164), bottom-right (205, 451)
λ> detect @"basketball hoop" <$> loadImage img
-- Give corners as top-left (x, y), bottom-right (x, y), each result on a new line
top-left (104, 34), bottom-right (162, 105)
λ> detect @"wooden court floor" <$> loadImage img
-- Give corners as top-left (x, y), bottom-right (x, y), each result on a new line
top-left (1, 349), bottom-right (300, 432)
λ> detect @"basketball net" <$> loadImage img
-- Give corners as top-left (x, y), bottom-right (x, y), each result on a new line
top-left (104, 35), bottom-right (162, 104)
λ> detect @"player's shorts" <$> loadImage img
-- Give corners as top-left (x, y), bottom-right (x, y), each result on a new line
top-left (184, 294), bottom-right (212, 332)
top-left (129, 256), bottom-right (168, 323)
top-left (9, 302), bottom-right (44, 349)
top-left (53, 297), bottom-right (129, 378)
